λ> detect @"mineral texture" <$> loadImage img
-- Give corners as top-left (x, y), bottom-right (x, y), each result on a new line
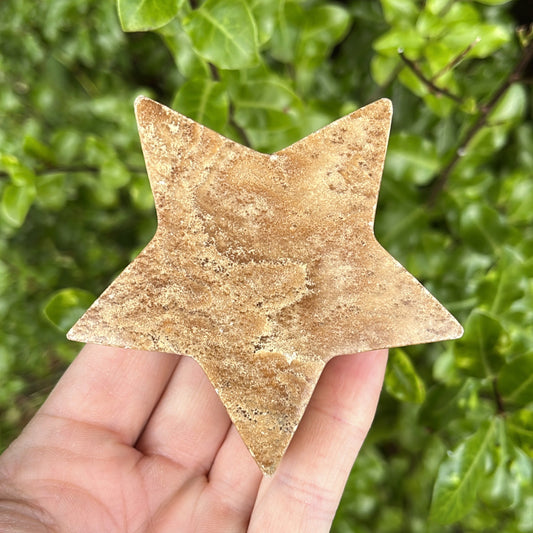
top-left (68, 96), bottom-right (463, 474)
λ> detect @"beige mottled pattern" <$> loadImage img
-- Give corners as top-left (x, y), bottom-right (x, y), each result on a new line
top-left (68, 97), bottom-right (463, 474)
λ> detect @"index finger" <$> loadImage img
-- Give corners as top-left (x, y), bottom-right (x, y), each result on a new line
top-left (37, 343), bottom-right (179, 445)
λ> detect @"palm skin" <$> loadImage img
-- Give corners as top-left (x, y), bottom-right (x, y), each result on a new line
top-left (0, 344), bottom-right (387, 532)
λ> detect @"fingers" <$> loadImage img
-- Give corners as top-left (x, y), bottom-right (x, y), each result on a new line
top-left (204, 426), bottom-right (263, 511)
top-left (136, 356), bottom-right (232, 476)
top-left (37, 344), bottom-right (179, 445)
top-left (248, 350), bottom-right (388, 532)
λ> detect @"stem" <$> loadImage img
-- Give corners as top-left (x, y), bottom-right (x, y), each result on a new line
top-left (432, 38), bottom-right (481, 82)
top-left (398, 50), bottom-right (463, 104)
top-left (427, 36), bottom-right (533, 206)
top-left (207, 62), bottom-right (252, 147)
top-left (492, 378), bottom-right (505, 415)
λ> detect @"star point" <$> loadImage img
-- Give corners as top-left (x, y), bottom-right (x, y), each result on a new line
top-left (68, 96), bottom-right (462, 474)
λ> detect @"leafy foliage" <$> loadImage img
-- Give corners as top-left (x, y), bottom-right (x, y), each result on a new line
top-left (1, 0), bottom-right (533, 531)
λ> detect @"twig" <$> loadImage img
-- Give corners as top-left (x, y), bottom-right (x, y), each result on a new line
top-left (427, 36), bottom-right (533, 206)
top-left (432, 38), bottom-right (480, 82)
top-left (398, 50), bottom-right (463, 104)
top-left (207, 62), bottom-right (252, 147)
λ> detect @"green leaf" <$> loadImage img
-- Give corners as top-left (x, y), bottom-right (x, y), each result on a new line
top-left (476, 247), bottom-right (528, 315)
top-left (489, 84), bottom-right (527, 125)
top-left (130, 174), bottom-right (154, 211)
top-left (43, 288), bottom-right (96, 333)
top-left (381, 0), bottom-right (418, 24)
top-left (158, 19), bottom-right (209, 78)
top-left (386, 133), bottom-right (439, 185)
top-left (385, 349), bottom-right (426, 403)
top-left (100, 158), bottom-right (130, 189)
top-left (373, 27), bottom-right (425, 57)
top-left (420, 379), bottom-right (480, 430)
top-left (1, 184), bottom-right (36, 227)
top-left (23, 135), bottom-right (57, 165)
top-left (507, 408), bottom-right (533, 455)
top-left (430, 421), bottom-right (496, 524)
top-left (172, 79), bottom-right (229, 132)
top-left (36, 172), bottom-right (67, 210)
top-left (228, 69), bottom-right (302, 151)
top-left (453, 310), bottom-right (505, 378)
top-left (249, 0), bottom-right (278, 46)
top-left (182, 0), bottom-right (259, 70)
top-left (459, 204), bottom-right (508, 254)
top-left (296, 4), bottom-right (351, 68)
top-left (474, 0), bottom-right (512, 4)
top-left (480, 420), bottom-right (521, 510)
top-left (269, 0), bottom-right (302, 63)
top-left (443, 23), bottom-right (510, 58)
top-left (118, 0), bottom-right (182, 32)
top-left (499, 353), bottom-right (533, 408)
top-left (0, 154), bottom-right (35, 187)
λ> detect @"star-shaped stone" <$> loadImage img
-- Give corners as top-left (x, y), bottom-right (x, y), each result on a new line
top-left (68, 96), bottom-right (462, 474)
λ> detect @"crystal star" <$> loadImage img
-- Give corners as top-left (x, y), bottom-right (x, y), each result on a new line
top-left (68, 96), bottom-right (462, 474)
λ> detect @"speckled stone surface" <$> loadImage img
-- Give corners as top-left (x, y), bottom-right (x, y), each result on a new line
top-left (67, 96), bottom-right (463, 474)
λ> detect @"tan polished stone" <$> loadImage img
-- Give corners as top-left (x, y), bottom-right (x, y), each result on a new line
top-left (67, 96), bottom-right (463, 474)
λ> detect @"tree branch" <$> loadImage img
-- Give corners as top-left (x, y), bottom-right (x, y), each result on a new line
top-left (427, 36), bottom-right (533, 206)
top-left (398, 50), bottom-right (463, 104)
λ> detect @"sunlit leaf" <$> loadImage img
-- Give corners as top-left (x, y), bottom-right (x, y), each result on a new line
top-left (172, 78), bottom-right (229, 132)
top-left (386, 133), bottom-right (439, 185)
top-left (118, 0), bottom-right (182, 32)
top-left (1, 184), bottom-right (36, 227)
top-left (43, 288), bottom-right (96, 333)
top-left (453, 310), bottom-right (506, 378)
top-left (385, 349), bottom-right (426, 403)
top-left (499, 353), bottom-right (533, 408)
top-left (430, 421), bottom-right (496, 523)
top-left (459, 204), bottom-right (508, 254)
top-left (182, 0), bottom-right (259, 69)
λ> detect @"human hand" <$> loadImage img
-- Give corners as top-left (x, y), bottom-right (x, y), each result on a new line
top-left (0, 344), bottom-right (387, 532)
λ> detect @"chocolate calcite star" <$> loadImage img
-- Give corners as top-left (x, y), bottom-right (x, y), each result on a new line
top-left (68, 96), bottom-right (462, 474)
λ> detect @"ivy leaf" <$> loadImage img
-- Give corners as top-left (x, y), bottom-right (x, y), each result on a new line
top-left (182, 0), bottom-right (259, 70)
top-left (385, 349), bottom-right (426, 403)
top-left (453, 310), bottom-right (505, 378)
top-left (1, 184), bottom-right (36, 227)
top-left (43, 288), bottom-right (96, 333)
top-left (118, 0), bottom-right (182, 32)
top-left (172, 79), bottom-right (229, 132)
top-left (430, 421), bottom-right (496, 524)
top-left (499, 353), bottom-right (533, 408)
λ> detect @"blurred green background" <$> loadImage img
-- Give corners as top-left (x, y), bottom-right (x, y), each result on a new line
top-left (1, 0), bottom-right (533, 530)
